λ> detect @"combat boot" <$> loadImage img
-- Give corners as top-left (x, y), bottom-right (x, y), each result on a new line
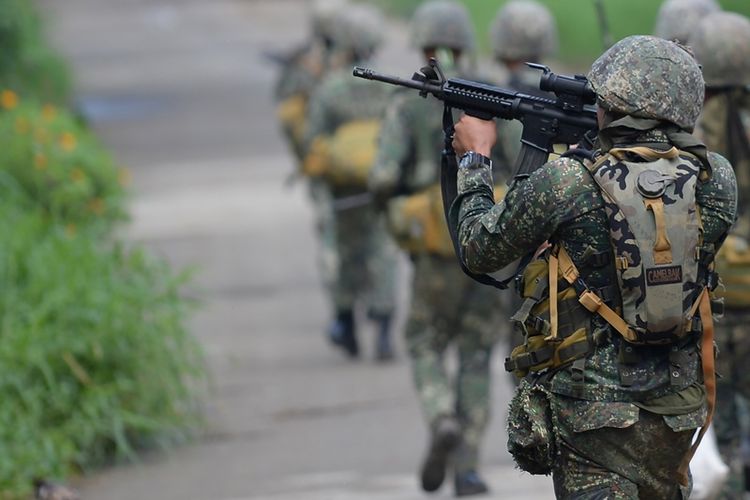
top-left (454, 470), bottom-right (489, 497)
top-left (328, 310), bottom-right (358, 357)
top-left (420, 415), bottom-right (461, 492)
top-left (372, 313), bottom-right (394, 361)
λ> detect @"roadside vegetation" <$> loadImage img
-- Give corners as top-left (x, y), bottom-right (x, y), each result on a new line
top-left (0, 1), bottom-right (204, 496)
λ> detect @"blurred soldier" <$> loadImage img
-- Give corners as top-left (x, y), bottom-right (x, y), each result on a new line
top-left (489, 0), bottom-right (557, 365)
top-left (654, 0), bottom-right (720, 44)
top-left (692, 11), bottom-right (750, 497)
top-left (302, 5), bottom-right (398, 360)
top-left (489, 0), bottom-right (558, 97)
top-left (451, 35), bottom-right (736, 498)
top-left (273, 0), bottom-right (347, 343)
top-left (370, 1), bottom-right (513, 494)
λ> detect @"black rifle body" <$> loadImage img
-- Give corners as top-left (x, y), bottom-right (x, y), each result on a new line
top-left (352, 64), bottom-right (599, 289)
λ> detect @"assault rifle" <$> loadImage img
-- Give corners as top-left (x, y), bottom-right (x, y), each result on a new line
top-left (352, 59), bottom-right (599, 289)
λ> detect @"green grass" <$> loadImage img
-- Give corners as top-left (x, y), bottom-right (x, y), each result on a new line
top-left (372, 0), bottom-right (750, 66)
top-left (0, 196), bottom-right (204, 497)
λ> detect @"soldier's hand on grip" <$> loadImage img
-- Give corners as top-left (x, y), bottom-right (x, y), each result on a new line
top-left (452, 114), bottom-right (496, 158)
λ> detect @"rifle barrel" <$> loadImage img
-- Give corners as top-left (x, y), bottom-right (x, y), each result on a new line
top-left (353, 67), bottom-right (442, 94)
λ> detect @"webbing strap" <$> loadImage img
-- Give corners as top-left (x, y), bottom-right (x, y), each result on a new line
top-left (547, 252), bottom-right (560, 342)
top-left (609, 146), bottom-right (680, 161)
top-left (557, 247), bottom-right (639, 343)
top-left (677, 288), bottom-right (716, 486)
top-left (644, 198), bottom-right (673, 265)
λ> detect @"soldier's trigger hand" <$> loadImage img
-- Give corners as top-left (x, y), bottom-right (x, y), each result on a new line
top-left (452, 114), bottom-right (496, 158)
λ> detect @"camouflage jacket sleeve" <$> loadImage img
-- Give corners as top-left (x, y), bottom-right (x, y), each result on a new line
top-left (303, 77), bottom-right (338, 152)
top-left (699, 152), bottom-right (738, 244)
top-left (454, 156), bottom-right (605, 274)
top-left (369, 92), bottom-right (413, 197)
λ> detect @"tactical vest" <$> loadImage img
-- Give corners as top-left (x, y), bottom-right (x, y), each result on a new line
top-left (506, 147), bottom-right (719, 378)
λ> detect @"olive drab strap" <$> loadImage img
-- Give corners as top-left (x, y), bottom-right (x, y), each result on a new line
top-left (677, 287), bottom-right (717, 486)
top-left (547, 250), bottom-right (560, 342)
top-left (555, 245), bottom-right (639, 343)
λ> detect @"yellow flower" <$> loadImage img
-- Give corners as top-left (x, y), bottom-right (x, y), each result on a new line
top-left (34, 127), bottom-right (49, 144)
top-left (65, 223), bottom-right (77, 237)
top-left (60, 132), bottom-right (77, 152)
top-left (70, 167), bottom-right (85, 183)
top-left (87, 197), bottom-right (105, 215)
top-left (14, 117), bottom-right (29, 134)
top-left (118, 167), bottom-right (132, 187)
top-left (1, 90), bottom-right (18, 110)
top-left (34, 154), bottom-right (48, 171)
top-left (42, 104), bottom-right (57, 121)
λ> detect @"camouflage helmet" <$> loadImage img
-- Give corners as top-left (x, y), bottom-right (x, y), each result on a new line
top-left (410, 0), bottom-right (475, 51)
top-left (329, 4), bottom-right (384, 57)
top-left (311, 0), bottom-right (348, 40)
top-left (490, 0), bottom-right (558, 61)
top-left (588, 35), bottom-right (704, 131)
top-left (654, 0), bottom-right (720, 44)
top-left (691, 12), bottom-right (750, 88)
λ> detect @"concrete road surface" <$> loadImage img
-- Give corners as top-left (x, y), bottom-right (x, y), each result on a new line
top-left (39, 0), bottom-right (554, 498)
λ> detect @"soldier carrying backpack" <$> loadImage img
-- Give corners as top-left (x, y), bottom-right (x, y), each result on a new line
top-left (450, 35), bottom-right (738, 498)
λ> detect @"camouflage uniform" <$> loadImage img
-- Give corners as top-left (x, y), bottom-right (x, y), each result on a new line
top-left (369, 2), bottom-right (516, 494)
top-left (303, 5), bottom-right (398, 358)
top-left (453, 36), bottom-right (738, 498)
top-left (273, 0), bottom-right (347, 324)
top-left (692, 12), bottom-right (750, 497)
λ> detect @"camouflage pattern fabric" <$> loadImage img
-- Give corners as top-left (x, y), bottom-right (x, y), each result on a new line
top-left (273, 37), bottom-right (340, 317)
top-left (691, 12), bottom-right (750, 88)
top-left (410, 0), bottom-right (475, 52)
top-left (371, 88), bottom-right (514, 472)
top-left (453, 126), bottom-right (737, 492)
top-left (713, 314), bottom-right (750, 498)
top-left (406, 253), bottom-right (504, 472)
top-left (588, 36), bottom-right (704, 132)
top-left (589, 152), bottom-right (702, 340)
top-left (696, 74), bottom-right (750, 499)
top-left (654, 0), bottom-right (720, 44)
top-left (306, 68), bottom-right (397, 316)
top-left (490, 0), bottom-right (558, 62)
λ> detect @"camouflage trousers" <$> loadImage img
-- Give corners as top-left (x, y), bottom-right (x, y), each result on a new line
top-left (714, 314), bottom-right (750, 499)
top-left (308, 179), bottom-right (338, 312)
top-left (405, 253), bottom-right (506, 472)
top-left (508, 380), bottom-right (701, 499)
top-left (332, 196), bottom-right (397, 316)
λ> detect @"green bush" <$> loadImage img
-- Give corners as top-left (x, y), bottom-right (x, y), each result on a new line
top-left (0, 0), bottom-right (70, 103)
top-left (0, 197), bottom-right (204, 496)
top-left (0, 94), bottom-right (127, 231)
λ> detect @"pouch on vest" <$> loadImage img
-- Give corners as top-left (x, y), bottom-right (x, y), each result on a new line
top-left (714, 234), bottom-right (750, 308)
top-left (588, 148), bottom-right (703, 344)
top-left (326, 119), bottom-right (381, 188)
top-left (505, 253), bottom-right (592, 378)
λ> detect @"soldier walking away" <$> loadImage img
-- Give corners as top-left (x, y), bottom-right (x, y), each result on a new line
top-left (450, 35), bottom-right (737, 498)
top-left (692, 11), bottom-right (750, 498)
top-left (654, 0), bottom-right (720, 45)
top-left (369, 1), bottom-right (514, 495)
top-left (489, 0), bottom-right (558, 98)
top-left (273, 0), bottom-right (347, 346)
top-left (302, 5), bottom-right (399, 360)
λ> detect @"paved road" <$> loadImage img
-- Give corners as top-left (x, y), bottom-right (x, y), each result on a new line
top-left (40, 0), bottom-right (554, 498)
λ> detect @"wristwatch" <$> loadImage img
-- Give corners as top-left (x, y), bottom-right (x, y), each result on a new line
top-left (458, 151), bottom-right (492, 170)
